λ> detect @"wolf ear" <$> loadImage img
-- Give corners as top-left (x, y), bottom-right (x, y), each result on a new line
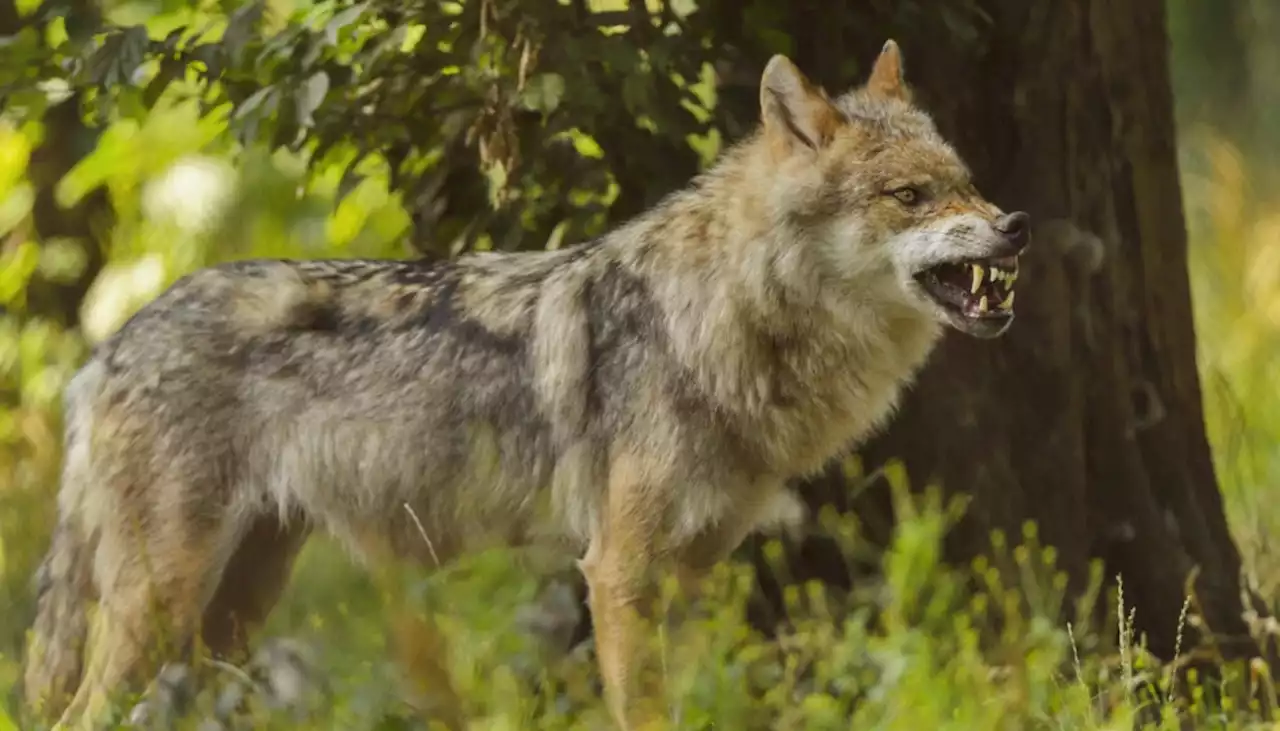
top-left (866, 40), bottom-right (912, 102)
top-left (760, 55), bottom-right (843, 152)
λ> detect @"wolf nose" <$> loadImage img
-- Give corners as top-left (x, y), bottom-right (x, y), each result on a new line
top-left (994, 211), bottom-right (1031, 252)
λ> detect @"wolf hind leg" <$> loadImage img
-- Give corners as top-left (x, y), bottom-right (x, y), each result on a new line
top-left (53, 486), bottom-right (248, 731)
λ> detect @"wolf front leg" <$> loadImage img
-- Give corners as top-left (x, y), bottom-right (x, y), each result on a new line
top-left (579, 454), bottom-right (672, 731)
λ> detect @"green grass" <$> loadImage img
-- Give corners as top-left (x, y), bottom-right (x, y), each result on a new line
top-left (1, 471), bottom-right (1274, 730)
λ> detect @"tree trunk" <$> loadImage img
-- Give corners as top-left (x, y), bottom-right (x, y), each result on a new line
top-left (718, 0), bottom-right (1272, 672)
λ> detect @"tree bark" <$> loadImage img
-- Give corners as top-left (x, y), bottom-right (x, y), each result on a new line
top-left (714, 0), bottom-right (1272, 672)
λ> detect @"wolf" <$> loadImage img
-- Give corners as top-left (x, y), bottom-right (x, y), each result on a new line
top-left (22, 40), bottom-right (1029, 730)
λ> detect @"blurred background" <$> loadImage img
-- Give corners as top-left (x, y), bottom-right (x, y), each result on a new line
top-left (1171, 0), bottom-right (1280, 604)
top-left (0, 0), bottom-right (1278, 728)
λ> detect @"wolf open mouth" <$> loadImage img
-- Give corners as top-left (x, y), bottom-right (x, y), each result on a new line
top-left (915, 256), bottom-right (1018, 320)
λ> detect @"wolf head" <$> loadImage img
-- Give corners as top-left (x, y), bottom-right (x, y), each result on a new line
top-left (757, 41), bottom-right (1030, 339)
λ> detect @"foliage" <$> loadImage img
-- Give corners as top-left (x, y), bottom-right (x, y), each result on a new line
top-left (0, 0), bottom-right (1277, 729)
top-left (9, 467), bottom-right (1280, 730)
top-left (2, 0), bottom-right (728, 261)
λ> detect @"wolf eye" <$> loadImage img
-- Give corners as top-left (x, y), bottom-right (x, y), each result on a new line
top-left (890, 186), bottom-right (923, 205)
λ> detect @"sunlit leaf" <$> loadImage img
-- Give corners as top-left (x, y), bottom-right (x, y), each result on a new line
top-left (0, 241), bottom-right (40, 308)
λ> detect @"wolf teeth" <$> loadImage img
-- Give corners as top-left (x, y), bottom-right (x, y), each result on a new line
top-left (970, 264), bottom-right (985, 294)
top-left (978, 295), bottom-right (989, 313)
top-left (987, 266), bottom-right (1017, 287)
top-left (999, 291), bottom-right (1015, 310)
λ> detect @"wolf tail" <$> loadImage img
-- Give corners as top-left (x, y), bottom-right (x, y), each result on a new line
top-left (22, 359), bottom-right (104, 721)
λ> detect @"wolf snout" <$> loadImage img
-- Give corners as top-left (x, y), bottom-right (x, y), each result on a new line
top-left (993, 211), bottom-right (1031, 253)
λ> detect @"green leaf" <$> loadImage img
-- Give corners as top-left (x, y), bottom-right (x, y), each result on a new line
top-left (223, 1), bottom-right (264, 66)
top-left (621, 72), bottom-right (651, 115)
top-left (519, 73), bottom-right (565, 115)
top-left (296, 70), bottom-right (330, 129)
top-left (161, 25), bottom-right (186, 55)
top-left (300, 34), bottom-right (327, 70)
top-left (233, 85), bottom-right (280, 144)
top-left (556, 128), bottom-right (603, 160)
top-left (234, 85), bottom-right (276, 120)
top-left (325, 2), bottom-right (369, 45)
top-left (118, 26), bottom-right (150, 79)
top-left (336, 151), bottom-right (368, 206)
top-left (63, 10), bottom-right (101, 45)
top-left (0, 240), bottom-right (40, 308)
top-left (83, 25), bottom-right (149, 88)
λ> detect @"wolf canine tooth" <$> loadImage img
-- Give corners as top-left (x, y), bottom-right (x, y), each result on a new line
top-left (970, 264), bottom-right (985, 294)
top-left (1000, 291), bottom-right (1015, 310)
top-left (978, 295), bottom-right (989, 313)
